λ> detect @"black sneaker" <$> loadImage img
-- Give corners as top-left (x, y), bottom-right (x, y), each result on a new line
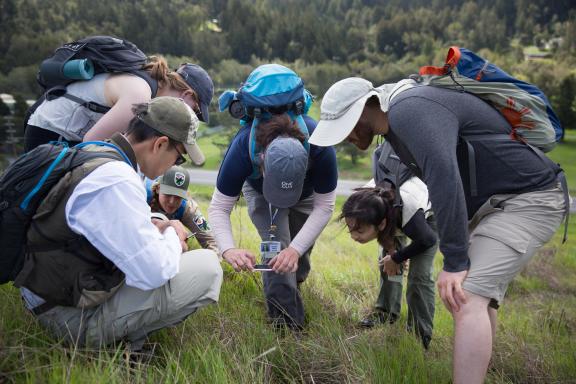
top-left (421, 335), bottom-right (432, 350)
top-left (359, 311), bottom-right (387, 328)
top-left (124, 342), bottom-right (158, 366)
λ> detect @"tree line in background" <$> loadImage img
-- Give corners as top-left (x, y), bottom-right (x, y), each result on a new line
top-left (0, 0), bottom-right (575, 151)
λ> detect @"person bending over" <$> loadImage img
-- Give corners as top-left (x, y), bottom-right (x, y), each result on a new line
top-left (26, 55), bottom-right (213, 168)
top-left (341, 181), bottom-right (438, 349)
top-left (209, 76), bottom-right (338, 329)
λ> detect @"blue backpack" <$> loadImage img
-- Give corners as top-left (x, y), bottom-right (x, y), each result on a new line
top-left (413, 47), bottom-right (569, 242)
top-left (218, 64), bottom-right (313, 178)
top-left (416, 46), bottom-right (563, 152)
top-left (0, 141), bottom-right (131, 285)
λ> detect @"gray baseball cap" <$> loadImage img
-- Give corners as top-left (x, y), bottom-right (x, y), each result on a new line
top-left (262, 137), bottom-right (308, 208)
top-left (137, 96), bottom-right (205, 165)
top-left (158, 165), bottom-right (190, 199)
top-left (177, 63), bottom-right (214, 123)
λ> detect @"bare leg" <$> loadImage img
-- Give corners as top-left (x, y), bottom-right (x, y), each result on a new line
top-left (488, 306), bottom-right (497, 342)
top-left (452, 291), bottom-right (492, 384)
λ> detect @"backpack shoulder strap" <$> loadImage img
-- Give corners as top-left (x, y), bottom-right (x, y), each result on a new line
top-left (30, 69), bottom-right (157, 125)
top-left (374, 141), bottom-right (412, 208)
top-left (248, 118), bottom-right (262, 179)
top-left (130, 70), bottom-right (158, 98)
top-left (144, 178), bottom-right (155, 203)
top-left (175, 200), bottom-right (187, 219)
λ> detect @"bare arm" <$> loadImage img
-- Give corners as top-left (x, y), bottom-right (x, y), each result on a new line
top-left (83, 74), bottom-right (153, 141)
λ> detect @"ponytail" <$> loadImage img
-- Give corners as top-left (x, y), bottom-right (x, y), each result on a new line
top-left (143, 56), bottom-right (197, 98)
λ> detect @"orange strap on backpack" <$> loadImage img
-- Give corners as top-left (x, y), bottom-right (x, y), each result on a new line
top-left (419, 46), bottom-right (462, 76)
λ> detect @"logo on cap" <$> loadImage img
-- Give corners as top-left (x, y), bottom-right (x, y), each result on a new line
top-left (174, 172), bottom-right (186, 187)
top-left (281, 181), bottom-right (293, 189)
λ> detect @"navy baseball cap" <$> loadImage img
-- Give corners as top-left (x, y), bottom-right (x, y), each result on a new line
top-left (262, 137), bottom-right (308, 208)
top-left (177, 63), bottom-right (214, 123)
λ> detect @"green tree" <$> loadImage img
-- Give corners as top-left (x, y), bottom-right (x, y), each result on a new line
top-left (0, 97), bottom-right (10, 116)
top-left (338, 142), bottom-right (362, 166)
top-left (557, 75), bottom-right (576, 133)
top-left (11, 94), bottom-right (28, 138)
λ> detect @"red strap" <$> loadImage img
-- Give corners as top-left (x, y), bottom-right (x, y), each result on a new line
top-left (446, 46), bottom-right (461, 69)
top-left (419, 66), bottom-right (447, 76)
top-left (419, 46), bottom-right (462, 76)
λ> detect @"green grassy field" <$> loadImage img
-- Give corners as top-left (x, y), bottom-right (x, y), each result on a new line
top-left (1, 134), bottom-right (575, 383)
top-left (548, 131), bottom-right (576, 194)
top-left (1, 189), bottom-right (575, 383)
top-left (194, 100), bottom-right (375, 180)
top-left (196, 116), bottom-right (575, 184)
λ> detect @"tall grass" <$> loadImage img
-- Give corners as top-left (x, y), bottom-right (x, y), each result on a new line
top-left (1, 189), bottom-right (574, 383)
top-left (1, 134), bottom-right (575, 383)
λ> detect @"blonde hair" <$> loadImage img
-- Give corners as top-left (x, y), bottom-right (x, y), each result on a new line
top-left (143, 56), bottom-right (199, 101)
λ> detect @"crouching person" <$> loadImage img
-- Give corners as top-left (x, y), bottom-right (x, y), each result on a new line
top-left (146, 166), bottom-right (220, 256)
top-left (15, 96), bottom-right (223, 350)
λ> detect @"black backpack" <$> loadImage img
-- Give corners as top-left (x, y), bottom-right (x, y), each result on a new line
top-left (373, 140), bottom-right (414, 208)
top-left (25, 35), bottom-right (158, 127)
top-left (0, 142), bottom-right (122, 284)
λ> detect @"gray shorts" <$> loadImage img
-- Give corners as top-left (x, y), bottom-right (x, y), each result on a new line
top-left (463, 185), bottom-right (565, 307)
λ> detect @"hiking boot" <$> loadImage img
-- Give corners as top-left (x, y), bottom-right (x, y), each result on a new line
top-left (421, 335), bottom-right (432, 350)
top-left (359, 311), bottom-right (389, 328)
top-left (123, 341), bottom-right (158, 366)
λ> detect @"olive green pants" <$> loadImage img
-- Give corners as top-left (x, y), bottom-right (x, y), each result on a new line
top-left (375, 217), bottom-right (438, 342)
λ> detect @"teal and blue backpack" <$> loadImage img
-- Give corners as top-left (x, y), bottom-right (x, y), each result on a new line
top-left (218, 64), bottom-right (313, 178)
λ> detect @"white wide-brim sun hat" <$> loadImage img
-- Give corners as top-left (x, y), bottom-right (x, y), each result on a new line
top-left (309, 78), bottom-right (401, 147)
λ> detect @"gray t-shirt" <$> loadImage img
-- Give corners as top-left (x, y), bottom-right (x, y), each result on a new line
top-left (386, 86), bottom-right (558, 272)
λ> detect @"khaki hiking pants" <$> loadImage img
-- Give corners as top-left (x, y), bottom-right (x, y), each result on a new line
top-left (35, 249), bottom-right (222, 349)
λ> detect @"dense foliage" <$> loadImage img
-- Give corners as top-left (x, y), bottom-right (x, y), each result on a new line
top-left (0, 0), bottom-right (575, 129)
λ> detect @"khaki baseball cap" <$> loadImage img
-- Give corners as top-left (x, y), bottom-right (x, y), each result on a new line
top-left (137, 96), bottom-right (205, 165)
top-left (158, 165), bottom-right (190, 199)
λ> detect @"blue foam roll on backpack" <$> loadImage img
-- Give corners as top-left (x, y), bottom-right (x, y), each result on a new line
top-left (62, 58), bottom-right (95, 80)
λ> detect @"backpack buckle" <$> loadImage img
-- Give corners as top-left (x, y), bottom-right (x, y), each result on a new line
top-left (85, 101), bottom-right (110, 114)
top-left (253, 107), bottom-right (262, 119)
top-left (45, 87), bottom-right (67, 101)
top-left (293, 99), bottom-right (304, 115)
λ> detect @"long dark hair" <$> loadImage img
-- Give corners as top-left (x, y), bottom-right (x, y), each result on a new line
top-left (340, 187), bottom-right (399, 251)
